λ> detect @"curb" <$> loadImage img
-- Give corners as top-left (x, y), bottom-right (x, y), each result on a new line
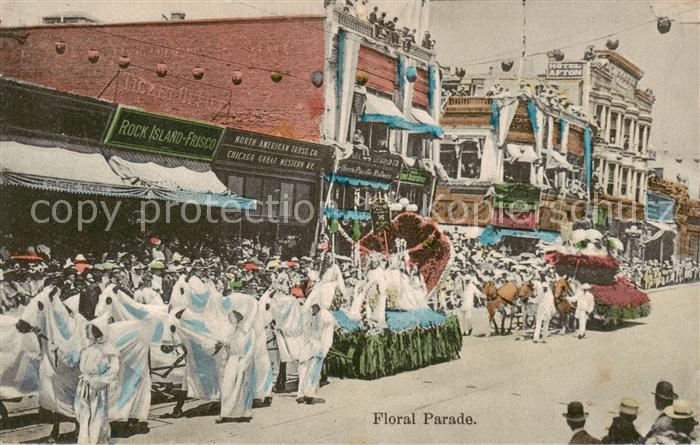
top-left (645, 282), bottom-right (700, 294)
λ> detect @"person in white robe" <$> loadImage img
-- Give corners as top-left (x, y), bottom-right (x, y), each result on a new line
top-left (453, 273), bottom-right (481, 336)
top-left (215, 299), bottom-right (256, 423)
top-left (567, 282), bottom-right (595, 339)
top-left (73, 322), bottom-right (119, 445)
top-left (532, 280), bottom-right (555, 343)
top-left (133, 274), bottom-right (162, 306)
top-left (296, 302), bottom-right (336, 404)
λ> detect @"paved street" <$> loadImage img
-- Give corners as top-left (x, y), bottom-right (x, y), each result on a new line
top-left (2, 283), bottom-right (698, 444)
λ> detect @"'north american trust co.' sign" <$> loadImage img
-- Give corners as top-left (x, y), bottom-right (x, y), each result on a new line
top-left (104, 106), bottom-right (225, 161)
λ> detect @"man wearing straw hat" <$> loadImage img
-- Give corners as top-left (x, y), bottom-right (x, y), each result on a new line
top-left (645, 400), bottom-right (697, 444)
top-left (602, 398), bottom-right (642, 444)
top-left (562, 401), bottom-right (600, 444)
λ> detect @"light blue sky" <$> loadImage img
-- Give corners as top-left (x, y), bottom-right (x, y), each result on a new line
top-left (2, 0), bottom-right (698, 196)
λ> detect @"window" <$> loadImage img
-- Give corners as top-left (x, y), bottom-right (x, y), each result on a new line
top-left (635, 172), bottom-right (642, 202)
top-left (294, 183), bottom-right (313, 221)
top-left (607, 165), bottom-right (615, 195)
top-left (355, 121), bottom-right (390, 152)
top-left (609, 112), bottom-right (619, 144)
top-left (279, 182), bottom-right (294, 219)
top-left (407, 133), bottom-right (427, 159)
top-left (620, 168), bottom-right (628, 196)
top-left (440, 143), bottom-right (458, 179)
top-left (503, 161), bottom-right (531, 184)
top-left (227, 175), bottom-right (244, 196)
top-left (459, 140), bottom-right (481, 179)
top-left (595, 105), bottom-right (604, 128)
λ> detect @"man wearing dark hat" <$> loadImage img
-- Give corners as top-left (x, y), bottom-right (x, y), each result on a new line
top-left (563, 401), bottom-right (601, 444)
top-left (645, 380), bottom-right (678, 440)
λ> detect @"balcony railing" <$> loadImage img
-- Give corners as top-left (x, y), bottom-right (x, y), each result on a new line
top-left (332, 8), bottom-right (435, 62)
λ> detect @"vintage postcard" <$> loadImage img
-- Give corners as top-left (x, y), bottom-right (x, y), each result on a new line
top-left (0, 0), bottom-right (698, 443)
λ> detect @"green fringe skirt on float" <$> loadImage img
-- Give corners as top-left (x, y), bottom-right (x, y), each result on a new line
top-left (325, 314), bottom-right (463, 380)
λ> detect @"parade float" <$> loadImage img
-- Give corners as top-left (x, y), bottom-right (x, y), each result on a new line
top-left (325, 211), bottom-right (462, 380)
top-left (544, 222), bottom-right (650, 326)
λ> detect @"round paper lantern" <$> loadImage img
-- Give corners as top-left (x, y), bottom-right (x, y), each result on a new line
top-left (356, 74), bottom-right (369, 86)
top-left (271, 71), bottom-right (283, 83)
top-left (118, 54), bottom-right (130, 69)
top-left (87, 49), bottom-right (100, 64)
top-left (310, 70), bottom-right (324, 87)
top-left (405, 66), bottom-right (418, 83)
top-left (549, 49), bottom-right (564, 61)
top-left (232, 70), bottom-right (243, 85)
top-left (399, 197), bottom-right (410, 207)
top-left (501, 60), bottom-right (514, 72)
top-left (406, 204), bottom-right (419, 212)
top-left (606, 39), bottom-right (619, 50)
top-left (156, 62), bottom-right (168, 77)
top-left (657, 17), bottom-right (672, 34)
top-left (55, 41), bottom-right (66, 54)
top-left (192, 65), bottom-right (204, 80)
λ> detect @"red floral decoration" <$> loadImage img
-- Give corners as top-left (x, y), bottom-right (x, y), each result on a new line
top-left (359, 212), bottom-right (451, 293)
top-left (592, 276), bottom-right (649, 308)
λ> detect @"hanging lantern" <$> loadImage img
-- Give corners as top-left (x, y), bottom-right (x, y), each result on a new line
top-left (501, 60), bottom-right (514, 72)
top-left (271, 71), bottom-right (283, 83)
top-left (657, 17), bottom-right (672, 34)
top-left (156, 62), bottom-right (168, 77)
top-left (118, 54), bottom-right (130, 69)
top-left (55, 41), bottom-right (66, 54)
top-left (192, 65), bottom-right (204, 80)
top-left (356, 74), bottom-right (369, 86)
top-left (310, 70), bottom-right (324, 87)
top-left (231, 70), bottom-right (243, 85)
top-left (405, 66), bottom-right (418, 83)
top-left (87, 49), bottom-right (100, 64)
top-left (548, 49), bottom-right (564, 61)
top-left (606, 39), bottom-right (619, 50)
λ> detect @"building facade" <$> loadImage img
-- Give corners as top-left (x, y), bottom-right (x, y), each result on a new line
top-left (0, 5), bottom-right (443, 249)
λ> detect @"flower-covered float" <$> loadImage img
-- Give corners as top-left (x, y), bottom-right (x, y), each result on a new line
top-left (544, 220), bottom-right (650, 326)
top-left (324, 212), bottom-right (461, 380)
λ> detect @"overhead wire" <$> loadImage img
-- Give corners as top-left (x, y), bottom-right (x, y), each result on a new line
top-left (449, 2), bottom-right (700, 68)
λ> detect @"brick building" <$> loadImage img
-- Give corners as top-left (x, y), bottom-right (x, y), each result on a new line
top-left (0, 4), bottom-right (443, 250)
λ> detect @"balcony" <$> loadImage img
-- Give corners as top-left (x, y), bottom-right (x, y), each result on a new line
top-left (332, 8), bottom-right (435, 62)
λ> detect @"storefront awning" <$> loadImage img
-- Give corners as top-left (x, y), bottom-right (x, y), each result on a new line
top-left (547, 150), bottom-right (573, 171)
top-left (107, 156), bottom-right (256, 210)
top-left (506, 144), bottom-right (539, 163)
top-left (360, 94), bottom-right (444, 137)
top-left (325, 174), bottom-right (391, 191)
top-left (0, 141), bottom-right (146, 198)
top-left (479, 225), bottom-right (559, 245)
top-left (324, 207), bottom-right (372, 221)
top-left (409, 108), bottom-right (444, 138)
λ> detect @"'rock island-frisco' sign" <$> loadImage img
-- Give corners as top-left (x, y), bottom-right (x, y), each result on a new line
top-left (104, 106), bottom-right (225, 160)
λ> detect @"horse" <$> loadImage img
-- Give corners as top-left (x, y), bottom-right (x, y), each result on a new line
top-left (553, 276), bottom-right (575, 334)
top-left (482, 281), bottom-right (534, 336)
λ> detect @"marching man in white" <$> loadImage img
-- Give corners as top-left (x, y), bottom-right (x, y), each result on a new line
top-left (532, 280), bottom-right (555, 343)
top-left (567, 282), bottom-right (595, 339)
top-left (453, 272), bottom-right (480, 336)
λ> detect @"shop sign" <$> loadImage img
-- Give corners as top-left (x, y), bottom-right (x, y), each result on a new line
top-left (215, 129), bottom-right (332, 174)
top-left (546, 62), bottom-right (584, 78)
top-left (370, 197), bottom-right (392, 232)
top-left (337, 151), bottom-right (402, 182)
top-left (400, 167), bottom-right (431, 185)
top-left (104, 106), bottom-right (225, 160)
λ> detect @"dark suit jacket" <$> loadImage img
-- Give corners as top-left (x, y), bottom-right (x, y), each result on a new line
top-left (570, 430), bottom-right (602, 444)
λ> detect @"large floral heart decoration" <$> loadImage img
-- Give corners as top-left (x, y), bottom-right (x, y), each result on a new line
top-left (359, 212), bottom-right (451, 293)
